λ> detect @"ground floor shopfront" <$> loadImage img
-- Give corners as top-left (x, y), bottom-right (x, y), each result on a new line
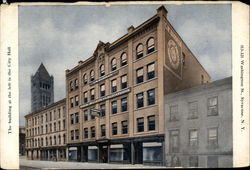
top-left (26, 147), bottom-right (67, 161)
top-left (67, 134), bottom-right (165, 166)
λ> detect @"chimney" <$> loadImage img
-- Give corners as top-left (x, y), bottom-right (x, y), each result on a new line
top-left (127, 25), bottom-right (134, 34)
top-left (157, 5), bottom-right (168, 17)
top-left (78, 60), bottom-right (83, 65)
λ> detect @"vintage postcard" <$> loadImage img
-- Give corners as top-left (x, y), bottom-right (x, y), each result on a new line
top-left (0, 1), bottom-right (249, 169)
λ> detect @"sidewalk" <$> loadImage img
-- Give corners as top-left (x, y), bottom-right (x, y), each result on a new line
top-left (20, 157), bottom-right (167, 169)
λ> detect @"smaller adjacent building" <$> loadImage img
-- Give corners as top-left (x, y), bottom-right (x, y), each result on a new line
top-left (25, 98), bottom-right (67, 161)
top-left (165, 77), bottom-right (232, 168)
top-left (19, 126), bottom-right (26, 156)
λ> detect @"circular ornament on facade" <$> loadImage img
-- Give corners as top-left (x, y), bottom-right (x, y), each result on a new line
top-left (167, 39), bottom-right (180, 69)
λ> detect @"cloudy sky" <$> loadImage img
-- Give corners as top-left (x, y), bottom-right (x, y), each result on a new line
top-left (19, 3), bottom-right (232, 126)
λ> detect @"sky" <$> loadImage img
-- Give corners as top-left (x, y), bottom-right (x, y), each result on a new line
top-left (19, 3), bottom-right (232, 126)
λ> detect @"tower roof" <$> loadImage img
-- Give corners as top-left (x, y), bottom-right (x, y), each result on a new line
top-left (34, 63), bottom-right (51, 80)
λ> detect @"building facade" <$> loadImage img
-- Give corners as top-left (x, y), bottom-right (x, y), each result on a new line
top-left (65, 6), bottom-right (210, 166)
top-left (31, 63), bottom-right (54, 112)
top-left (25, 99), bottom-right (67, 161)
top-left (165, 77), bottom-right (232, 168)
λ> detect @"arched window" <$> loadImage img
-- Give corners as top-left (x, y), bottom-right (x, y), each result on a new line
top-left (54, 135), bottom-right (57, 145)
top-left (50, 136), bottom-right (52, 145)
top-left (136, 43), bottom-right (143, 59)
top-left (75, 79), bottom-right (79, 89)
top-left (147, 37), bottom-right (155, 54)
top-left (69, 81), bottom-right (74, 91)
top-left (58, 135), bottom-right (61, 145)
top-left (90, 70), bottom-right (95, 81)
top-left (120, 53), bottom-right (127, 66)
top-left (111, 58), bottom-right (117, 71)
top-left (100, 64), bottom-right (105, 77)
top-left (63, 134), bottom-right (66, 144)
top-left (83, 74), bottom-right (87, 85)
top-left (46, 137), bottom-right (48, 146)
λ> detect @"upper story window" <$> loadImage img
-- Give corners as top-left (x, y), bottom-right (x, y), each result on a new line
top-left (90, 88), bottom-right (95, 100)
top-left (111, 58), bottom-right (117, 71)
top-left (90, 70), bottom-right (95, 81)
top-left (136, 67), bottom-right (144, 84)
top-left (121, 120), bottom-right (128, 134)
top-left (111, 79), bottom-right (117, 93)
top-left (83, 74), bottom-right (88, 85)
top-left (75, 79), bottom-right (79, 90)
top-left (147, 89), bottom-right (155, 105)
top-left (148, 115), bottom-right (155, 131)
top-left (100, 84), bottom-right (105, 97)
top-left (136, 92), bottom-right (144, 108)
top-left (147, 62), bottom-right (155, 80)
top-left (121, 97), bottom-right (128, 112)
top-left (83, 91), bottom-right (88, 103)
top-left (121, 74), bottom-right (128, 89)
top-left (188, 101), bottom-right (198, 119)
top-left (111, 101), bottom-right (117, 114)
top-left (112, 122), bottom-right (117, 135)
top-left (137, 117), bottom-right (144, 132)
top-left (100, 64), bottom-right (105, 77)
top-left (136, 43), bottom-right (143, 59)
top-left (70, 130), bottom-right (74, 140)
top-left (170, 105), bottom-right (178, 121)
top-left (70, 81), bottom-right (74, 91)
top-left (75, 129), bottom-right (79, 140)
top-left (91, 126), bottom-right (95, 138)
top-left (75, 95), bottom-right (79, 106)
top-left (84, 110), bottom-right (88, 121)
top-left (189, 129), bottom-right (198, 147)
top-left (70, 97), bottom-right (74, 108)
top-left (100, 104), bottom-right (106, 117)
top-left (101, 124), bottom-right (106, 137)
top-left (169, 130), bottom-right (179, 153)
top-left (84, 128), bottom-right (88, 139)
top-left (70, 114), bottom-right (74, 124)
top-left (207, 97), bottom-right (218, 116)
top-left (121, 53), bottom-right (127, 66)
top-left (208, 127), bottom-right (218, 148)
top-left (75, 112), bottom-right (79, 124)
top-left (147, 37), bottom-right (155, 54)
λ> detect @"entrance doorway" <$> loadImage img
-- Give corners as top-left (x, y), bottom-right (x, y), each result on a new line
top-left (99, 145), bottom-right (108, 163)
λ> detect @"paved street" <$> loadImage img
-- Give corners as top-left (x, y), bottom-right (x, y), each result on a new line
top-left (20, 157), bottom-right (167, 169)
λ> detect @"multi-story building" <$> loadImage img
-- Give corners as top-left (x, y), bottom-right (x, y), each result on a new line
top-left (65, 6), bottom-right (210, 165)
top-left (165, 77), bottom-right (232, 168)
top-left (25, 99), bottom-right (67, 161)
top-left (31, 63), bottom-right (54, 112)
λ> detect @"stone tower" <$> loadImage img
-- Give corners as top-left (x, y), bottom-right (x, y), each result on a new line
top-left (31, 63), bottom-right (54, 112)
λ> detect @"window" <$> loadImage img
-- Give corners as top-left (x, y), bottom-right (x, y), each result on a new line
top-left (136, 44), bottom-right (143, 59)
top-left (58, 109), bottom-right (61, 118)
top-left (208, 128), bottom-right (218, 148)
top-left (63, 134), bottom-right (66, 144)
top-left (112, 122), bottom-right (117, 135)
top-left (75, 112), bottom-right (79, 124)
top-left (121, 120), bottom-right (128, 134)
top-left (70, 98), bottom-right (74, 108)
top-left (49, 123), bottom-right (52, 132)
top-left (45, 125), bottom-right (48, 133)
top-left (75, 79), bottom-right (79, 90)
top-left (120, 53), bottom-right (127, 66)
top-left (41, 115), bottom-right (43, 123)
top-left (70, 114), bottom-right (74, 124)
top-left (90, 88), bottom-right (95, 100)
top-left (147, 63), bottom-right (155, 80)
top-left (189, 129), bottom-right (198, 147)
top-left (111, 79), bottom-right (117, 93)
top-left (148, 115), bottom-right (155, 131)
top-left (100, 104), bottom-right (106, 117)
top-left (136, 67), bottom-right (144, 84)
top-left (84, 110), bottom-right (88, 121)
top-left (54, 122), bottom-right (56, 132)
top-left (84, 128), bottom-right (88, 139)
top-left (188, 101), bottom-right (198, 119)
top-left (100, 84), bottom-right (105, 97)
top-left (54, 110), bottom-right (56, 120)
top-left (58, 121), bottom-right (61, 131)
top-left (100, 64), bottom-right (105, 77)
top-left (136, 92), bottom-right (144, 108)
top-left (45, 114), bottom-right (48, 122)
top-left (101, 124), bottom-right (106, 137)
top-left (147, 89), bottom-right (155, 105)
top-left (50, 112), bottom-right (52, 121)
top-left (54, 136), bottom-right (57, 145)
top-left (71, 130), bottom-right (74, 140)
top-left (41, 126), bottom-right (43, 134)
top-left (75, 129), bottom-right (79, 140)
top-left (121, 97), bottom-right (128, 112)
top-left (83, 92), bottom-right (88, 103)
top-left (63, 120), bottom-right (66, 130)
top-left (70, 81), bottom-right (74, 91)
top-left (91, 108), bottom-right (95, 120)
top-left (137, 117), bottom-right (144, 132)
top-left (111, 58), bottom-right (117, 71)
top-left (91, 126), bottom-right (95, 138)
top-left (170, 105), bottom-right (178, 121)
top-left (41, 138), bottom-right (44, 146)
top-left (63, 107), bottom-right (66, 117)
top-left (58, 135), bottom-right (61, 145)
top-left (121, 75), bottom-right (128, 89)
top-left (90, 70), bottom-right (95, 81)
top-left (111, 101), bottom-right (117, 114)
top-left (75, 95), bottom-right (79, 106)
top-left (170, 130), bottom-right (179, 153)
top-left (189, 156), bottom-right (198, 167)
top-left (208, 97), bottom-right (218, 116)
top-left (147, 37), bottom-right (155, 54)
top-left (207, 156), bottom-right (218, 168)
top-left (83, 74), bottom-right (88, 85)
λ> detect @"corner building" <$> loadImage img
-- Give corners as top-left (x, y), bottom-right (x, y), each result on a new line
top-left (65, 6), bottom-right (210, 165)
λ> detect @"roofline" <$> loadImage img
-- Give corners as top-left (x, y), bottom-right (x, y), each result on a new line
top-left (25, 98), bottom-right (66, 118)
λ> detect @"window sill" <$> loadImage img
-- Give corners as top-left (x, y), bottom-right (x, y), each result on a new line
top-left (134, 77), bottom-right (157, 87)
top-left (110, 111), bottom-right (129, 117)
top-left (134, 104), bottom-right (158, 112)
top-left (133, 50), bottom-right (157, 63)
